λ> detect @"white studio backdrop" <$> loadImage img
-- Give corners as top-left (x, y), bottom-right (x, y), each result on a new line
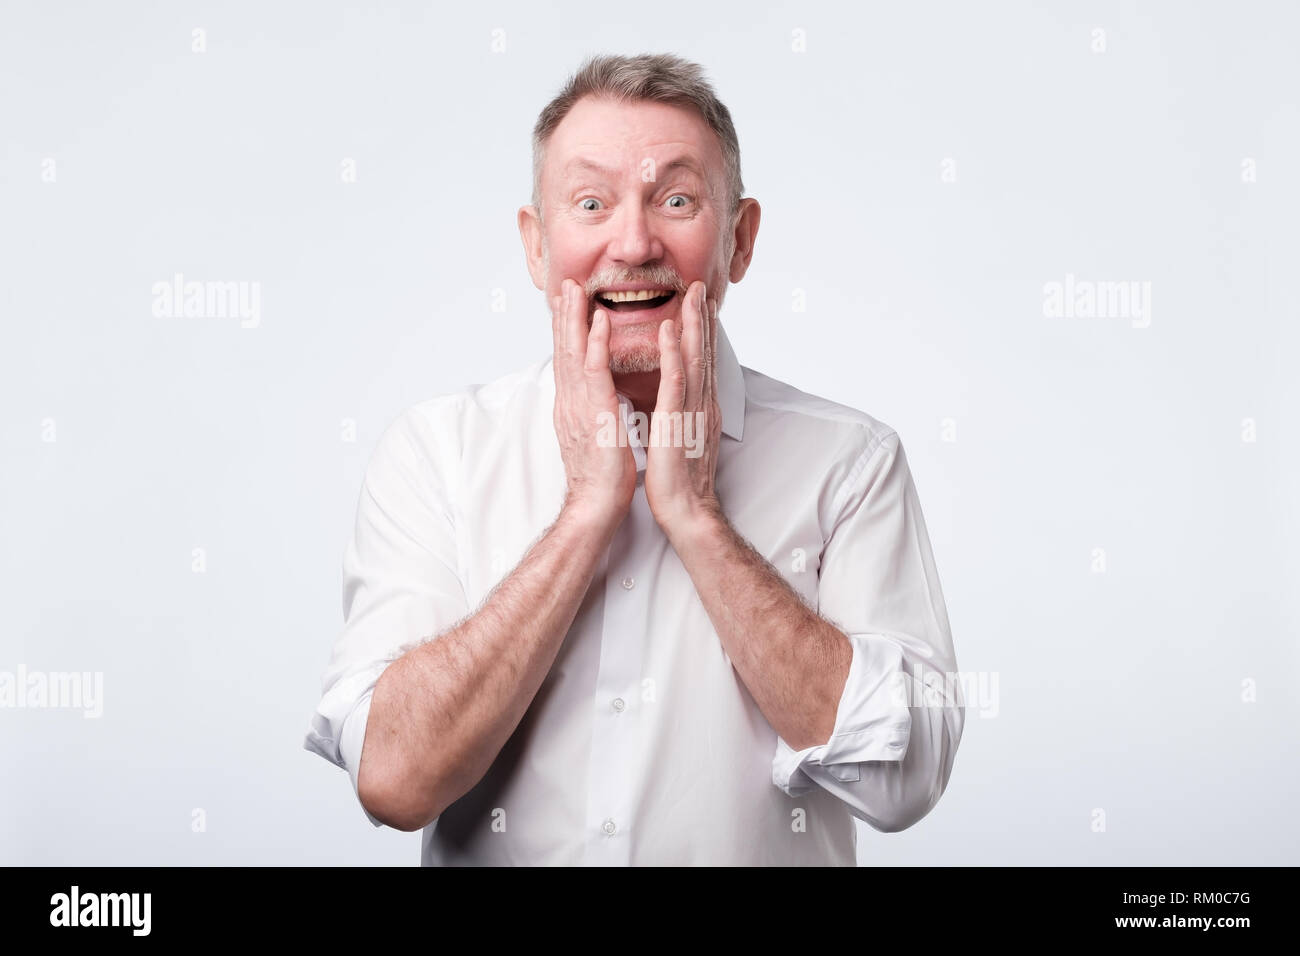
top-left (1, 0), bottom-right (1296, 865)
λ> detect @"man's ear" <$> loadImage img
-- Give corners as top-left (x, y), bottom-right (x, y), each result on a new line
top-left (518, 205), bottom-right (546, 291)
top-left (727, 198), bottom-right (761, 284)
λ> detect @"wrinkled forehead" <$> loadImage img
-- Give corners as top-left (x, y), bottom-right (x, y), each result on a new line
top-left (544, 96), bottom-right (725, 190)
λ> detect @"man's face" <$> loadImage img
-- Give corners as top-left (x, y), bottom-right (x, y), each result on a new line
top-left (521, 96), bottom-right (737, 374)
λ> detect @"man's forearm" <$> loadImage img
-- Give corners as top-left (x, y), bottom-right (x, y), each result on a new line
top-left (665, 510), bottom-right (853, 752)
top-left (358, 501), bottom-right (619, 831)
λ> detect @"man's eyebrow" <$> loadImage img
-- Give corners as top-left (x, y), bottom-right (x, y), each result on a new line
top-left (660, 157), bottom-right (708, 180)
top-left (562, 158), bottom-right (618, 178)
top-left (561, 155), bottom-right (708, 181)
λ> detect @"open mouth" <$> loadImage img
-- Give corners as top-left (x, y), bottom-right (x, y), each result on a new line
top-left (595, 289), bottom-right (678, 313)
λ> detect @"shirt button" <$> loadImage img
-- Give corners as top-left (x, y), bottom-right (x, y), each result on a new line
top-left (602, 818), bottom-right (617, 836)
top-left (611, 697), bottom-right (625, 712)
top-left (621, 576), bottom-right (635, 590)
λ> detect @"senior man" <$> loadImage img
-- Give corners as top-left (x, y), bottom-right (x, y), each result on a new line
top-left (305, 53), bottom-right (964, 866)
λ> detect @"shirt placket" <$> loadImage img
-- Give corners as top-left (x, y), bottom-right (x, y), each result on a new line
top-left (581, 398), bottom-right (652, 865)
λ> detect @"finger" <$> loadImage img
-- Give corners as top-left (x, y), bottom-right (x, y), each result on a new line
top-left (712, 299), bottom-right (722, 403)
top-left (655, 317), bottom-right (686, 447)
top-left (709, 297), bottom-right (718, 370)
top-left (655, 316), bottom-right (685, 415)
top-left (570, 279), bottom-right (593, 369)
top-left (553, 280), bottom-right (566, 357)
top-left (562, 279), bottom-right (592, 376)
top-left (550, 290), bottom-right (564, 360)
top-left (584, 308), bottom-right (618, 407)
top-left (708, 297), bottom-right (718, 409)
top-left (551, 289), bottom-right (574, 410)
top-left (553, 281), bottom-right (572, 371)
top-left (682, 281), bottom-right (706, 410)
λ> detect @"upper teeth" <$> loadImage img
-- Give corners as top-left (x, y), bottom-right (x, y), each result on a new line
top-left (599, 289), bottom-right (672, 302)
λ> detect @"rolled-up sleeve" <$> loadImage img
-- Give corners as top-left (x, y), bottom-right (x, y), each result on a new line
top-left (771, 429), bottom-right (965, 833)
top-left (303, 406), bottom-right (469, 828)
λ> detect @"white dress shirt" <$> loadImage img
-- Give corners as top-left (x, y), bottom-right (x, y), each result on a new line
top-left (304, 320), bottom-right (964, 865)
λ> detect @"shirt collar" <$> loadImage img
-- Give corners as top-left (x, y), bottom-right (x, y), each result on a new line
top-left (713, 319), bottom-right (746, 442)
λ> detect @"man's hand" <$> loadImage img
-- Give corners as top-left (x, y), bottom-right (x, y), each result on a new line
top-left (359, 278), bottom-right (637, 830)
top-left (641, 281), bottom-right (852, 753)
top-left (644, 280), bottom-right (723, 542)
top-left (551, 277), bottom-right (636, 525)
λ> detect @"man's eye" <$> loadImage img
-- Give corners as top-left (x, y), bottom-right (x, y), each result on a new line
top-left (666, 194), bottom-right (691, 208)
top-left (579, 198), bottom-right (602, 211)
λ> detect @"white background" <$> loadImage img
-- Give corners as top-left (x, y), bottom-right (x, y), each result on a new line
top-left (2, 0), bottom-right (1296, 865)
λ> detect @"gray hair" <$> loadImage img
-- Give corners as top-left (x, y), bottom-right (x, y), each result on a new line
top-left (530, 53), bottom-right (744, 223)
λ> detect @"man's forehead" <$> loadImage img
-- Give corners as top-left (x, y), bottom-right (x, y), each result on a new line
top-left (547, 97), bottom-right (723, 178)
top-left (560, 153), bottom-right (709, 180)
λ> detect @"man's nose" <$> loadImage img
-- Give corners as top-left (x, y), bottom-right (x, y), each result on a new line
top-left (608, 201), bottom-right (661, 264)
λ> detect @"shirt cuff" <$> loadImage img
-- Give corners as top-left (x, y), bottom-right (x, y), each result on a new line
top-left (303, 660), bottom-right (391, 828)
top-left (339, 690), bottom-right (385, 828)
top-left (771, 632), bottom-right (912, 794)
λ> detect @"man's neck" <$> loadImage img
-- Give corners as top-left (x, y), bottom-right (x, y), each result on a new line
top-left (612, 370), bottom-right (661, 418)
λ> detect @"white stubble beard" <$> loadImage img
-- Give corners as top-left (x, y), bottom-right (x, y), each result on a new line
top-left (607, 321), bottom-right (667, 374)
